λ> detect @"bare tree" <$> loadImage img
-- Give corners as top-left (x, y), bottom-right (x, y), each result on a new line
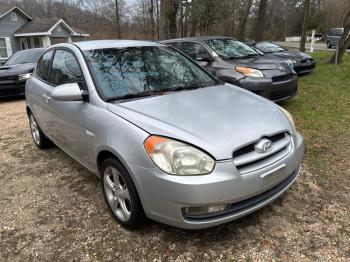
top-left (115, 0), bottom-right (122, 38)
top-left (254, 0), bottom-right (268, 41)
top-left (150, 0), bottom-right (156, 39)
top-left (156, 0), bottom-right (160, 39)
top-left (236, 0), bottom-right (253, 40)
top-left (328, 9), bottom-right (350, 64)
top-left (300, 0), bottom-right (311, 52)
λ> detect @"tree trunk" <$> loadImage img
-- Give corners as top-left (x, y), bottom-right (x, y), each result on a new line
top-left (141, 0), bottom-right (147, 39)
top-left (156, 0), bottom-right (160, 40)
top-left (169, 0), bottom-right (178, 38)
top-left (254, 0), bottom-right (268, 41)
top-left (179, 0), bottom-right (184, 37)
top-left (231, 0), bottom-right (236, 37)
top-left (115, 0), bottom-right (121, 38)
top-left (183, 0), bottom-right (189, 37)
top-left (150, 0), bottom-right (155, 40)
top-left (300, 0), bottom-right (311, 52)
top-left (329, 9), bottom-right (350, 64)
top-left (237, 0), bottom-right (253, 40)
top-left (160, 0), bottom-right (178, 39)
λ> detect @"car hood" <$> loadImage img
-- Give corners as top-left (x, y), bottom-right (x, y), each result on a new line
top-left (0, 63), bottom-right (35, 77)
top-left (224, 55), bottom-right (292, 71)
top-left (269, 51), bottom-right (312, 61)
top-left (107, 84), bottom-right (293, 160)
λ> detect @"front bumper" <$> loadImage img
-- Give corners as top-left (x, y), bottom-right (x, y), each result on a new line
top-left (129, 132), bottom-right (304, 229)
top-left (0, 79), bottom-right (26, 98)
top-left (294, 60), bottom-right (316, 74)
top-left (238, 74), bottom-right (298, 103)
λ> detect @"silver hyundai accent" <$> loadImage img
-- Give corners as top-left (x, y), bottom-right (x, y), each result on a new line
top-left (25, 40), bottom-right (304, 229)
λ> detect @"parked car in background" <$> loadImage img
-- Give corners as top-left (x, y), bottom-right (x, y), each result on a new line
top-left (249, 42), bottom-right (316, 75)
top-left (325, 27), bottom-right (350, 49)
top-left (0, 48), bottom-right (45, 98)
top-left (26, 40), bottom-right (304, 229)
top-left (162, 37), bottom-right (298, 102)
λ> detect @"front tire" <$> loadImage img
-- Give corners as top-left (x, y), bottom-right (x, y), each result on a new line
top-left (28, 113), bottom-right (53, 149)
top-left (101, 158), bottom-right (146, 229)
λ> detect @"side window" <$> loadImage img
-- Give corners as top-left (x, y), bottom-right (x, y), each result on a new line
top-left (166, 42), bottom-right (181, 50)
top-left (336, 29), bottom-right (343, 36)
top-left (181, 42), bottom-right (210, 60)
top-left (50, 50), bottom-right (82, 86)
top-left (328, 29), bottom-right (335, 36)
top-left (36, 50), bottom-right (54, 82)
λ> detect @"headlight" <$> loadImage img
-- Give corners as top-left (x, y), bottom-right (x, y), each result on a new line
top-left (285, 59), bottom-right (296, 68)
top-left (277, 105), bottom-right (296, 134)
top-left (18, 73), bottom-right (32, 81)
top-left (235, 67), bottom-right (264, 77)
top-left (144, 135), bottom-right (215, 175)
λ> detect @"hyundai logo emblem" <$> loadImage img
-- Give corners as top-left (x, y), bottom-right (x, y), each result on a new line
top-left (254, 138), bottom-right (273, 153)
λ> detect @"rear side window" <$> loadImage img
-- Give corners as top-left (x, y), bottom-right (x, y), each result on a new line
top-left (50, 50), bottom-right (82, 86)
top-left (181, 42), bottom-right (210, 59)
top-left (165, 42), bottom-right (181, 50)
top-left (36, 51), bottom-right (54, 82)
top-left (336, 29), bottom-right (343, 36)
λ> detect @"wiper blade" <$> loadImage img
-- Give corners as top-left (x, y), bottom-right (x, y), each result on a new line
top-left (106, 91), bottom-right (162, 102)
top-left (224, 56), bottom-right (242, 60)
top-left (166, 84), bottom-right (211, 92)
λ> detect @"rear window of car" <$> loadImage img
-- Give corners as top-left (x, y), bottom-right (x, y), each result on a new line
top-left (165, 42), bottom-right (181, 50)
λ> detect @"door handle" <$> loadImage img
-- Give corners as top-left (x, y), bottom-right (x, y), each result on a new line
top-left (43, 93), bottom-right (51, 102)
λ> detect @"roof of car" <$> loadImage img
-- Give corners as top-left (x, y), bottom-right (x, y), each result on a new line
top-left (162, 36), bottom-right (235, 43)
top-left (74, 40), bottom-right (164, 51)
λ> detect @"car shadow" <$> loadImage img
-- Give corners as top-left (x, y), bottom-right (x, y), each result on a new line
top-left (0, 96), bottom-right (25, 103)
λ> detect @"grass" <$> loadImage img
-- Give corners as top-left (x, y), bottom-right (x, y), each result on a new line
top-left (281, 52), bottom-right (350, 191)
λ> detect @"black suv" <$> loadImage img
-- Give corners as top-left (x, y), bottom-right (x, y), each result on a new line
top-left (162, 37), bottom-right (298, 102)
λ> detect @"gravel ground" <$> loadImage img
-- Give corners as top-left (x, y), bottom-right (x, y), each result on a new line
top-left (0, 99), bottom-right (349, 261)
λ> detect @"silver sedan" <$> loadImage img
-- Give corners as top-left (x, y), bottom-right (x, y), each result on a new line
top-left (25, 40), bottom-right (304, 229)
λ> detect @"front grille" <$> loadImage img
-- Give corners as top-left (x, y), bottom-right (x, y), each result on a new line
top-left (301, 58), bottom-right (314, 64)
top-left (0, 76), bottom-right (17, 82)
top-left (183, 169), bottom-right (298, 220)
top-left (270, 87), bottom-right (297, 101)
top-left (233, 133), bottom-right (292, 174)
top-left (272, 73), bottom-right (294, 83)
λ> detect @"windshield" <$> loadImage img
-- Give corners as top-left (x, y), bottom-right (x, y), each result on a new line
top-left (255, 42), bottom-right (285, 53)
top-left (5, 49), bottom-right (43, 65)
top-left (84, 46), bottom-right (216, 101)
top-left (204, 39), bottom-right (259, 59)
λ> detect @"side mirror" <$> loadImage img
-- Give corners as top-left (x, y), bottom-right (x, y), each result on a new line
top-left (51, 83), bottom-right (84, 101)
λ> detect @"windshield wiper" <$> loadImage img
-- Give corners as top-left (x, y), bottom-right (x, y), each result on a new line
top-left (106, 90), bottom-right (164, 102)
top-left (244, 53), bottom-right (259, 57)
top-left (166, 83), bottom-right (212, 92)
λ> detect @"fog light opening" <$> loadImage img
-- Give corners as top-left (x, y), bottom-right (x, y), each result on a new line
top-left (185, 204), bottom-right (228, 217)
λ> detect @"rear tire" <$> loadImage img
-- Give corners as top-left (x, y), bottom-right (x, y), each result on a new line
top-left (326, 41), bottom-right (331, 49)
top-left (28, 112), bottom-right (53, 149)
top-left (101, 158), bottom-right (146, 229)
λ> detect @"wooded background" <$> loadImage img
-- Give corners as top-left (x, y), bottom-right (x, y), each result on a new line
top-left (3, 0), bottom-right (350, 41)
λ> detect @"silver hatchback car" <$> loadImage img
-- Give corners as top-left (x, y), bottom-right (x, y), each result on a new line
top-left (26, 40), bottom-right (304, 229)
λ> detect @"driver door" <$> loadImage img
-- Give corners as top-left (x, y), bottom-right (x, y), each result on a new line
top-left (47, 49), bottom-right (94, 166)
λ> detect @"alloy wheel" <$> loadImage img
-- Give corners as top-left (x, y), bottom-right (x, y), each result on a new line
top-left (103, 166), bottom-right (132, 221)
top-left (29, 114), bottom-right (40, 145)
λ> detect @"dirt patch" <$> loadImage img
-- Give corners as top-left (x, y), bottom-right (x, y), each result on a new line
top-left (0, 99), bottom-right (349, 261)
